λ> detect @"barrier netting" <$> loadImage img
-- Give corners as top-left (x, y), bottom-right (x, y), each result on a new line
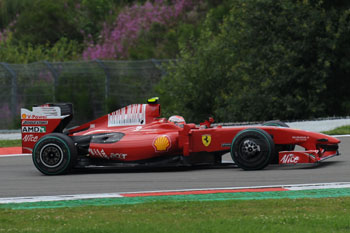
top-left (0, 59), bottom-right (172, 129)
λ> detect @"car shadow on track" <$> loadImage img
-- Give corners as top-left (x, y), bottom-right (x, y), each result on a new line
top-left (69, 163), bottom-right (238, 175)
top-left (267, 161), bottom-right (342, 170)
top-left (67, 161), bottom-right (342, 175)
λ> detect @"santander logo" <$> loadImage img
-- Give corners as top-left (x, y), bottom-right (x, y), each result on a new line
top-left (280, 154), bottom-right (300, 164)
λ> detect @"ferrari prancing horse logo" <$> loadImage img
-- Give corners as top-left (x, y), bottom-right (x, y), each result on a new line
top-left (202, 134), bottom-right (211, 147)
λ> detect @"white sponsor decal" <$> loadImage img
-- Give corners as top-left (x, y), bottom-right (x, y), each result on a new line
top-left (22, 135), bottom-right (39, 143)
top-left (21, 107), bottom-right (68, 120)
top-left (88, 148), bottom-right (108, 159)
top-left (21, 115), bottom-right (48, 120)
top-left (88, 148), bottom-right (127, 160)
top-left (22, 126), bottom-right (46, 133)
top-left (280, 154), bottom-right (300, 164)
top-left (21, 107), bottom-right (61, 118)
top-left (134, 126), bottom-right (142, 131)
top-left (292, 136), bottom-right (309, 141)
top-left (22, 120), bottom-right (48, 125)
top-left (108, 104), bottom-right (146, 127)
top-left (110, 153), bottom-right (127, 160)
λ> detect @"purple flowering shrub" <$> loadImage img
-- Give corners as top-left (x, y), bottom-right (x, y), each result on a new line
top-left (83, 0), bottom-right (194, 60)
top-left (0, 30), bottom-right (6, 43)
top-left (0, 16), bottom-right (17, 43)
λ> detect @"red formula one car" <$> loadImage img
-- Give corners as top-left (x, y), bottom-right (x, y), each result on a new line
top-left (21, 98), bottom-right (340, 175)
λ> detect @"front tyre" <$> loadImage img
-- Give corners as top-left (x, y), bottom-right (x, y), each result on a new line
top-left (32, 133), bottom-right (77, 175)
top-left (231, 128), bottom-right (275, 170)
top-left (262, 120), bottom-right (295, 164)
top-left (262, 120), bottom-right (289, 128)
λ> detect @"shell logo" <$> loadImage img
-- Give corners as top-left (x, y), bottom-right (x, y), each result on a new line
top-left (21, 114), bottom-right (27, 119)
top-left (153, 135), bottom-right (171, 152)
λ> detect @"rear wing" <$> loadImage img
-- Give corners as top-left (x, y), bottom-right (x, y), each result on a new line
top-left (21, 101), bottom-right (161, 153)
top-left (64, 102), bottom-right (161, 135)
top-left (21, 103), bottom-right (73, 153)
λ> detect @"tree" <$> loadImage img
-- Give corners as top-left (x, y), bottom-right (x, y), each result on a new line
top-left (13, 0), bottom-right (83, 45)
top-left (158, 0), bottom-right (350, 122)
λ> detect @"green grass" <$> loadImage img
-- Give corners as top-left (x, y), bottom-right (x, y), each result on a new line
top-left (0, 139), bottom-right (21, 147)
top-left (322, 125), bottom-right (350, 135)
top-left (1, 198), bottom-right (350, 232)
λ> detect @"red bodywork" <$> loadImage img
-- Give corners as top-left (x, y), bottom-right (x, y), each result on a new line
top-left (21, 102), bottom-right (341, 168)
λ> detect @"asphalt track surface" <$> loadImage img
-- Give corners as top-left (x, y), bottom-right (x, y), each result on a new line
top-left (0, 136), bottom-right (349, 198)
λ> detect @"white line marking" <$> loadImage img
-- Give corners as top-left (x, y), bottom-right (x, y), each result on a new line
top-left (285, 183), bottom-right (350, 190)
top-left (0, 193), bottom-right (123, 204)
top-left (1, 182), bottom-right (350, 204)
top-left (116, 182), bottom-right (350, 195)
top-left (333, 135), bottom-right (350, 138)
top-left (0, 154), bottom-right (30, 158)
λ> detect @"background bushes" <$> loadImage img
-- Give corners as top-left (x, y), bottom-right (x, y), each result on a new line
top-left (158, 0), bottom-right (350, 122)
top-left (1, 0), bottom-right (350, 125)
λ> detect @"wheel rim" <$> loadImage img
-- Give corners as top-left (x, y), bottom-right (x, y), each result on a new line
top-left (239, 139), bottom-right (261, 160)
top-left (39, 143), bottom-right (64, 168)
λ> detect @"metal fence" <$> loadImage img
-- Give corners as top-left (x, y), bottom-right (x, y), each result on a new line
top-left (0, 59), bottom-right (172, 129)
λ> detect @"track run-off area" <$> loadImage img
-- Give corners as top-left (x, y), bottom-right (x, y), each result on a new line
top-left (1, 136), bottom-right (350, 208)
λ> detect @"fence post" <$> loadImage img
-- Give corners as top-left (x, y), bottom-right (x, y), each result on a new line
top-left (0, 62), bottom-right (17, 120)
top-left (151, 58), bottom-right (166, 76)
top-left (43, 61), bottom-right (59, 102)
top-left (95, 59), bottom-right (110, 111)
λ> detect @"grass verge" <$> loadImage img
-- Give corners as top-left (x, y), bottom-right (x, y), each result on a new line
top-left (322, 125), bottom-right (350, 135)
top-left (1, 198), bottom-right (350, 232)
top-left (0, 139), bottom-right (21, 147)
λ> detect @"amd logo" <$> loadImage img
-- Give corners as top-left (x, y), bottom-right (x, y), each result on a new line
top-left (22, 126), bottom-right (46, 133)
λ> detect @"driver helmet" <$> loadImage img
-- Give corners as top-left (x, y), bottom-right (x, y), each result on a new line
top-left (168, 115), bottom-right (186, 125)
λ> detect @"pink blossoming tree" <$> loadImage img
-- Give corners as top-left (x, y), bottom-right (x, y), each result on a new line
top-left (83, 0), bottom-right (193, 60)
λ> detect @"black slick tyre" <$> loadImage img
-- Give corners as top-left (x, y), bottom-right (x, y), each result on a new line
top-left (32, 133), bottom-right (77, 175)
top-left (263, 120), bottom-right (295, 164)
top-left (231, 128), bottom-right (275, 170)
top-left (262, 120), bottom-right (289, 128)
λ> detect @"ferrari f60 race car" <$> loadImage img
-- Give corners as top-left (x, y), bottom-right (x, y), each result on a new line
top-left (21, 98), bottom-right (341, 175)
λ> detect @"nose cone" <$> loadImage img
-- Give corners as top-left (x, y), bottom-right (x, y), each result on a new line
top-left (332, 137), bottom-right (341, 144)
top-left (320, 134), bottom-right (341, 144)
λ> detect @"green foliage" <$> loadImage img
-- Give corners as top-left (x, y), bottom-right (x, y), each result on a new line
top-left (2, 0), bottom-right (350, 124)
top-left (156, 2), bottom-right (234, 121)
top-left (0, 0), bottom-right (231, 62)
top-left (1, 0), bottom-right (135, 46)
top-left (129, 22), bottom-right (201, 60)
top-left (55, 62), bottom-right (106, 124)
top-left (322, 125), bottom-right (350, 135)
top-left (0, 0), bottom-right (31, 29)
top-left (158, 0), bottom-right (350, 122)
top-left (0, 139), bottom-right (21, 147)
top-left (128, 1), bottom-right (227, 60)
top-left (76, 0), bottom-right (122, 40)
top-left (12, 0), bottom-right (82, 45)
top-left (0, 36), bottom-right (81, 63)
top-left (2, 198), bottom-right (350, 232)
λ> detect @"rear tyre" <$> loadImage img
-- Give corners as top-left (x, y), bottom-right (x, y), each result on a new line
top-left (32, 133), bottom-right (77, 175)
top-left (231, 128), bottom-right (275, 170)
